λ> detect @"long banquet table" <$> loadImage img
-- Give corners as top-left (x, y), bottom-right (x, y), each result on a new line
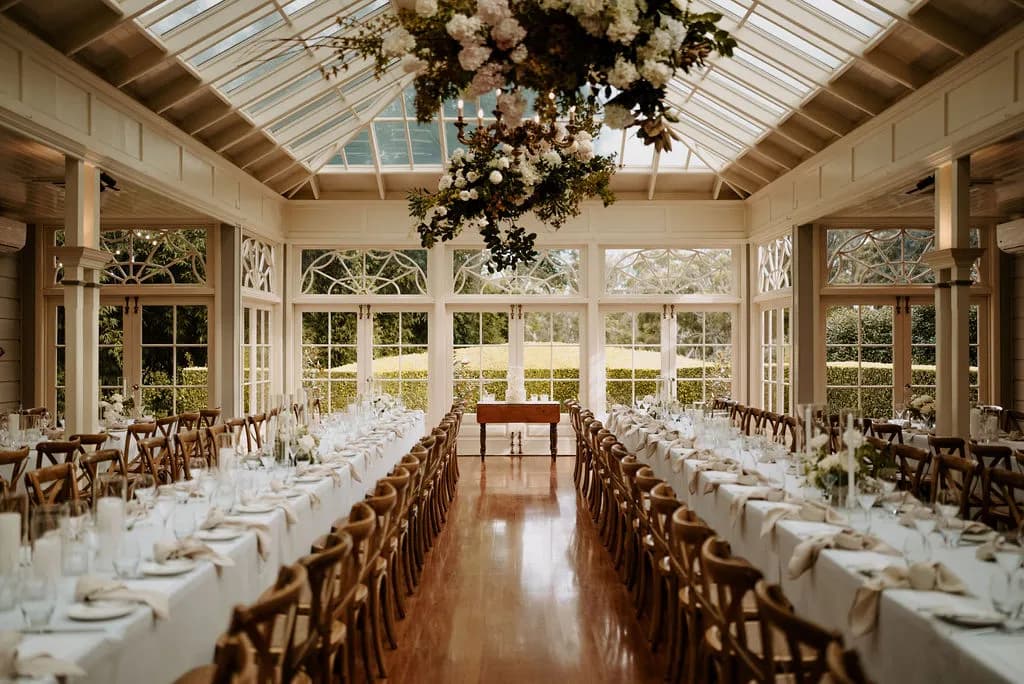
top-left (608, 410), bottom-right (1021, 684)
top-left (7, 411), bottom-right (425, 684)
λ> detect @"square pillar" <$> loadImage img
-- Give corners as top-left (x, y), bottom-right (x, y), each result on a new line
top-left (217, 225), bottom-right (242, 418)
top-left (791, 224), bottom-right (816, 406)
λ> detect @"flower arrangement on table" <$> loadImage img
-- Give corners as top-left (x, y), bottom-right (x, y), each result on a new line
top-left (409, 102), bottom-right (615, 270)
top-left (291, 424), bottom-right (320, 464)
top-left (908, 394), bottom-right (936, 425)
top-left (319, 0), bottom-right (736, 151)
top-left (805, 434), bottom-right (895, 490)
top-left (98, 393), bottom-right (133, 428)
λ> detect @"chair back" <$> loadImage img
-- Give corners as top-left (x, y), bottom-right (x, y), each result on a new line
top-left (892, 444), bottom-right (931, 500)
top-left (247, 413), bottom-right (267, 451)
top-left (155, 415), bottom-right (178, 442)
top-left (177, 412), bottom-right (201, 432)
top-left (754, 581), bottom-right (838, 683)
top-left (137, 436), bottom-right (172, 484)
top-left (295, 532), bottom-right (354, 681)
top-left (335, 502), bottom-right (376, 579)
top-left (1001, 409), bottom-right (1023, 434)
top-left (225, 419), bottom-right (247, 453)
top-left (227, 563), bottom-right (306, 684)
top-left (0, 448), bottom-right (29, 494)
top-left (199, 408), bottom-right (222, 428)
top-left (124, 422), bottom-right (157, 464)
top-left (981, 466), bottom-right (1024, 531)
top-left (928, 436), bottom-right (966, 460)
top-left (869, 423), bottom-right (903, 445)
top-left (26, 462), bottom-right (80, 505)
top-left (176, 429), bottom-right (204, 479)
top-left (649, 482), bottom-right (681, 552)
top-left (824, 641), bottom-right (873, 684)
top-left (968, 443), bottom-right (1013, 470)
top-left (80, 448), bottom-right (126, 492)
top-left (70, 433), bottom-right (109, 454)
top-left (363, 482), bottom-right (398, 557)
top-left (205, 424), bottom-right (228, 466)
top-left (35, 438), bottom-right (82, 469)
top-left (931, 453), bottom-right (977, 519)
top-left (700, 536), bottom-right (765, 681)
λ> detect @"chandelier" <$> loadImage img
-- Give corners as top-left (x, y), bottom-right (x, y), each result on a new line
top-left (454, 90), bottom-right (580, 150)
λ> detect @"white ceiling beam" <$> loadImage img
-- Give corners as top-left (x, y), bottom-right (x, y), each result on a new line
top-left (647, 151), bottom-right (660, 200)
top-left (861, 50), bottom-right (930, 90)
top-left (712, 177), bottom-right (723, 200)
top-left (751, 139), bottom-right (801, 170)
top-left (368, 123), bottom-right (386, 200)
top-left (208, 123), bottom-right (261, 153)
top-left (796, 102), bottom-right (855, 137)
top-left (825, 81), bottom-right (887, 116)
top-left (720, 169), bottom-right (762, 195)
top-left (774, 118), bottom-right (828, 154)
top-left (309, 175), bottom-right (320, 200)
top-left (847, 0), bottom-right (983, 56)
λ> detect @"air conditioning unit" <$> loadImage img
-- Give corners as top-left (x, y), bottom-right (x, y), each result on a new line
top-left (0, 217), bottom-right (26, 254)
top-left (997, 218), bottom-right (1024, 255)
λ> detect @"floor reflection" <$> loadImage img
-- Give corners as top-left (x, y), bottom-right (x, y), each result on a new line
top-left (385, 457), bottom-right (664, 683)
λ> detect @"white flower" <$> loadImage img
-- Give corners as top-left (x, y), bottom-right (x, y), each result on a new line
top-left (843, 428), bottom-right (865, 450)
top-left (445, 14), bottom-right (483, 45)
top-left (509, 44), bottom-right (528, 63)
top-left (607, 17), bottom-right (640, 44)
top-left (491, 17), bottom-right (526, 50)
top-left (469, 62), bottom-right (507, 96)
top-left (568, 0), bottom-right (604, 17)
top-left (435, 206), bottom-right (447, 216)
top-left (381, 27), bottom-right (415, 58)
top-left (458, 45), bottom-right (491, 71)
top-left (476, 0), bottom-right (511, 25)
top-left (466, 152), bottom-right (475, 162)
top-left (639, 59), bottom-right (672, 88)
top-left (466, 171), bottom-right (479, 182)
top-left (808, 433), bottom-right (830, 450)
top-left (438, 174), bottom-right (453, 190)
top-left (459, 190), bottom-right (471, 200)
top-left (603, 103), bottom-right (635, 129)
top-left (496, 91), bottom-right (526, 126)
top-left (498, 156), bottom-right (510, 169)
top-left (110, 393), bottom-right (124, 402)
top-left (608, 57), bottom-right (639, 89)
top-left (454, 176), bottom-right (467, 188)
top-left (452, 148), bottom-right (465, 160)
top-left (541, 149), bottom-right (562, 167)
top-left (469, 188), bottom-right (479, 199)
top-left (489, 170), bottom-right (503, 184)
top-left (574, 138), bottom-right (594, 161)
top-left (400, 54), bottom-right (427, 74)
top-left (298, 435), bottom-right (316, 453)
top-left (414, 0), bottom-right (437, 16)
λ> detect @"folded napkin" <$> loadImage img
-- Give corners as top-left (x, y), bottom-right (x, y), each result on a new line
top-left (670, 449), bottom-right (695, 473)
top-left (788, 530), bottom-right (901, 579)
top-left (688, 459), bottom-right (740, 495)
top-left (239, 493), bottom-right (297, 525)
top-left (878, 490), bottom-right (918, 509)
top-left (761, 500), bottom-right (848, 537)
top-left (975, 538), bottom-right (1021, 562)
top-left (898, 506), bottom-right (938, 528)
top-left (201, 509), bottom-right (271, 560)
top-left (297, 464), bottom-right (346, 485)
top-left (269, 480), bottom-right (320, 508)
top-left (947, 519), bottom-right (992, 535)
top-left (702, 469), bottom-right (769, 496)
top-left (75, 576), bottom-right (169, 619)
top-left (154, 538), bottom-right (234, 569)
top-left (0, 631), bottom-right (85, 679)
top-left (850, 562), bottom-right (966, 636)
top-left (729, 485), bottom-right (787, 520)
top-left (621, 425), bottom-right (648, 453)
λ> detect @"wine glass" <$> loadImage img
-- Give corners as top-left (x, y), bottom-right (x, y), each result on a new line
top-left (153, 487), bottom-right (176, 533)
top-left (172, 507), bottom-right (196, 541)
top-left (113, 534), bottom-right (141, 580)
top-left (911, 507), bottom-right (938, 538)
top-left (19, 571), bottom-right (55, 629)
top-left (902, 531), bottom-right (931, 564)
top-left (133, 474), bottom-right (156, 509)
top-left (856, 478), bottom-right (881, 532)
top-left (994, 537), bottom-right (1023, 574)
top-left (877, 469), bottom-right (901, 518)
top-left (989, 569), bottom-right (1024, 630)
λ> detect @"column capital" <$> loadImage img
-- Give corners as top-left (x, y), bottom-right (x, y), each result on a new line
top-left (920, 248), bottom-right (984, 273)
top-left (53, 246), bottom-right (113, 272)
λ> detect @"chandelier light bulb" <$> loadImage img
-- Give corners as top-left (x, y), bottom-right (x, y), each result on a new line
top-left (457, 99), bottom-right (464, 114)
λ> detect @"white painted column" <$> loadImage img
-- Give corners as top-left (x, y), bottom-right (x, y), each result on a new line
top-left (791, 224), bottom-right (816, 407)
top-left (585, 243), bottom-right (604, 413)
top-left (428, 246), bottom-right (447, 428)
top-left (55, 158), bottom-right (110, 435)
top-left (217, 224), bottom-right (241, 417)
top-left (933, 275), bottom-right (953, 432)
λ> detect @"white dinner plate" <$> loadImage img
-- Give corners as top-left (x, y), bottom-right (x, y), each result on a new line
top-left (960, 532), bottom-right (995, 544)
top-left (931, 609), bottom-right (1005, 628)
top-left (235, 503), bottom-right (275, 514)
top-left (141, 559), bottom-right (196, 577)
top-left (67, 600), bottom-right (136, 621)
top-left (294, 475), bottom-right (323, 484)
top-left (196, 528), bottom-right (243, 542)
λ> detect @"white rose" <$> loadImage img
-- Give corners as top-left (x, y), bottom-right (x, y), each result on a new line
top-left (400, 54), bottom-right (427, 74)
top-left (466, 171), bottom-right (479, 182)
top-left (469, 188), bottom-right (479, 199)
top-left (603, 103), bottom-right (635, 129)
top-left (299, 435), bottom-right (316, 452)
top-left (458, 45), bottom-right (491, 71)
top-left (414, 0), bottom-right (437, 16)
top-left (639, 59), bottom-right (672, 88)
top-left (111, 393), bottom-right (124, 402)
top-left (455, 176), bottom-right (467, 188)
top-left (438, 175), bottom-right (453, 190)
top-left (491, 17), bottom-right (526, 50)
top-left (608, 57), bottom-right (639, 89)
top-left (459, 190), bottom-right (471, 200)
top-left (509, 44), bottom-right (528, 63)
top-left (809, 433), bottom-right (829, 450)
top-left (541, 149), bottom-right (561, 167)
top-left (381, 27), bottom-right (415, 58)
top-left (445, 14), bottom-right (483, 45)
top-left (489, 170), bottom-right (503, 184)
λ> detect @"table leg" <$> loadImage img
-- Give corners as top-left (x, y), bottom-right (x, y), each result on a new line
top-left (550, 423), bottom-right (557, 461)
top-left (480, 423), bottom-right (486, 462)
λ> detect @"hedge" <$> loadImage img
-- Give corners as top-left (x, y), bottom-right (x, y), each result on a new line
top-left (165, 360), bottom-right (975, 419)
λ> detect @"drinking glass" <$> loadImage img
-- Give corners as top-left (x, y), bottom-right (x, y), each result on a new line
top-left (902, 532), bottom-right (931, 564)
top-left (856, 478), bottom-right (881, 532)
top-left (113, 534), bottom-right (141, 580)
top-left (133, 474), bottom-right (156, 508)
top-left (153, 488), bottom-right (176, 531)
top-left (60, 501), bottom-right (92, 576)
top-left (994, 538), bottom-right (1023, 574)
top-left (911, 508), bottom-right (937, 538)
top-left (172, 507), bottom-right (196, 541)
top-left (212, 482), bottom-right (235, 513)
top-left (877, 469), bottom-right (901, 518)
top-left (990, 569), bottom-right (1024, 630)
top-left (19, 573), bottom-right (55, 629)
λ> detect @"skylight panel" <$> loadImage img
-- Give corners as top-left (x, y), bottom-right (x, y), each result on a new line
top-left (189, 11), bottom-right (282, 68)
top-left (622, 130), bottom-right (655, 167)
top-left (283, 0), bottom-right (316, 14)
top-left (290, 111), bottom-right (354, 152)
top-left (222, 48), bottom-right (302, 94)
top-left (351, 0), bottom-right (391, 22)
top-left (343, 131), bottom-right (373, 166)
top-left (326, 152), bottom-right (346, 167)
top-left (730, 48), bottom-right (813, 97)
top-left (689, 91), bottom-right (765, 137)
top-left (746, 11), bottom-right (844, 69)
top-left (270, 92), bottom-right (337, 134)
top-left (702, 0), bottom-right (751, 21)
top-left (704, 71), bottom-right (786, 118)
top-left (374, 121), bottom-right (411, 166)
top-left (794, 0), bottom-right (883, 39)
top-left (377, 95), bottom-right (404, 119)
top-left (410, 122), bottom-right (444, 165)
top-left (246, 70), bottom-right (323, 116)
top-left (593, 126), bottom-right (622, 160)
top-left (145, 0), bottom-right (226, 37)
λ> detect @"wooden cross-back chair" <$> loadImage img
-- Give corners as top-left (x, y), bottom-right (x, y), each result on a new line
top-left (134, 436), bottom-right (173, 484)
top-left (931, 454), bottom-right (979, 520)
top-left (175, 430), bottom-right (204, 480)
top-left (754, 580), bottom-right (839, 683)
top-left (123, 422), bottom-right (157, 467)
top-left (824, 641), bottom-right (874, 684)
top-left (294, 532), bottom-right (355, 684)
top-left (205, 424), bottom-right (228, 468)
top-left (869, 422), bottom-right (903, 445)
top-left (79, 448), bottom-right (126, 495)
top-left (199, 408), bottom-right (222, 428)
top-left (246, 414), bottom-right (267, 452)
top-left (980, 466), bottom-right (1024, 531)
top-left (892, 444), bottom-right (932, 501)
top-left (25, 462), bottom-right (80, 505)
top-left (332, 503), bottom-right (376, 684)
top-left (968, 443), bottom-right (1013, 471)
top-left (176, 412), bottom-right (201, 432)
top-left (0, 447), bottom-right (29, 495)
top-left (35, 438), bottom-right (82, 469)
top-left (173, 633), bottom-right (257, 684)
top-left (70, 433), bottom-right (109, 455)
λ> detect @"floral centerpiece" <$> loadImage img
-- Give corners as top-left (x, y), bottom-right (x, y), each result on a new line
top-left (805, 434), bottom-right (894, 491)
top-left (409, 104), bottom-right (614, 270)
top-left (908, 394), bottom-right (936, 424)
top-left (291, 424), bottom-right (320, 464)
top-left (98, 393), bottom-right (133, 428)
top-left (322, 0), bottom-right (736, 151)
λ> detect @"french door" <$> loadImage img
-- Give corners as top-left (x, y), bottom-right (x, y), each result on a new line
top-left (298, 306), bottom-right (430, 413)
top-left (824, 297), bottom-right (980, 417)
top-left (52, 297), bottom-right (211, 419)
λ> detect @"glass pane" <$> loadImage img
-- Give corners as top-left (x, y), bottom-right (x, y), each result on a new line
top-left (176, 305), bottom-right (208, 344)
top-left (142, 306), bottom-right (173, 344)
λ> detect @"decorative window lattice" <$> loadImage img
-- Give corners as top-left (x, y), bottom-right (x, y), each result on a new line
top-left (826, 228), bottom-right (936, 285)
top-left (453, 249), bottom-right (581, 295)
top-left (54, 228), bottom-right (208, 285)
top-left (758, 235), bottom-right (792, 293)
top-left (241, 237), bottom-right (275, 293)
top-left (300, 249), bottom-right (428, 295)
top-left (605, 248), bottom-right (733, 295)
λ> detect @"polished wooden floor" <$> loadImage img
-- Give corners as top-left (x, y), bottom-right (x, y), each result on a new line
top-left (384, 456), bottom-right (665, 683)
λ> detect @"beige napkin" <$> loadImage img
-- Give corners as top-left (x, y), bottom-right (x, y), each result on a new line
top-left (702, 470), bottom-right (769, 495)
top-left (850, 562), bottom-right (966, 636)
top-left (761, 500), bottom-right (848, 537)
top-left (75, 575), bottom-right (169, 619)
top-left (268, 479), bottom-right (319, 507)
top-left (301, 463), bottom-right (349, 485)
top-left (788, 530), bottom-right (901, 579)
top-left (946, 519), bottom-right (991, 535)
top-left (0, 630), bottom-right (85, 678)
top-left (688, 459), bottom-right (739, 495)
top-left (201, 508), bottom-right (271, 560)
top-left (239, 493), bottom-right (297, 525)
top-left (898, 505), bottom-right (938, 528)
top-left (878, 490), bottom-right (918, 509)
top-left (975, 538), bottom-right (1021, 562)
top-left (154, 538), bottom-right (234, 569)
top-left (729, 486), bottom-right (787, 520)
top-left (670, 449), bottom-right (695, 473)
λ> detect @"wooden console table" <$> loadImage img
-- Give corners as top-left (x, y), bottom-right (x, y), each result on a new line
top-left (476, 401), bottom-right (560, 461)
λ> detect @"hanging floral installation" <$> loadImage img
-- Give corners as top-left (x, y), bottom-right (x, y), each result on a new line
top-left (320, 0), bottom-right (736, 151)
top-left (409, 101), bottom-right (615, 271)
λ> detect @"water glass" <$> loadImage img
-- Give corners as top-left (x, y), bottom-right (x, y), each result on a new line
top-left (902, 532), bottom-right (931, 564)
top-left (856, 479), bottom-right (881, 532)
top-left (113, 534), bottom-right (141, 580)
top-left (994, 539), bottom-right (1023, 574)
top-left (154, 489), bottom-right (176, 530)
top-left (134, 474), bottom-right (156, 508)
top-left (172, 507), bottom-right (196, 541)
top-left (19, 573), bottom-right (55, 629)
top-left (990, 569), bottom-right (1024, 630)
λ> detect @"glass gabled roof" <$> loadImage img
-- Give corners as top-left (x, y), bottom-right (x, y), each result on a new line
top-left (131, 0), bottom-right (902, 191)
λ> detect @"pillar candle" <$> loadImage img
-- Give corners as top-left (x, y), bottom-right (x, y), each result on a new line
top-left (33, 533), bottom-right (61, 581)
top-left (7, 414), bottom-right (18, 432)
top-left (95, 497), bottom-right (125, 570)
top-left (0, 513), bottom-right (20, 574)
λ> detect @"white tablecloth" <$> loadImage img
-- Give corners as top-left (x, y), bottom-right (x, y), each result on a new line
top-left (7, 411), bottom-right (424, 684)
top-left (609, 409), bottom-right (1021, 684)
